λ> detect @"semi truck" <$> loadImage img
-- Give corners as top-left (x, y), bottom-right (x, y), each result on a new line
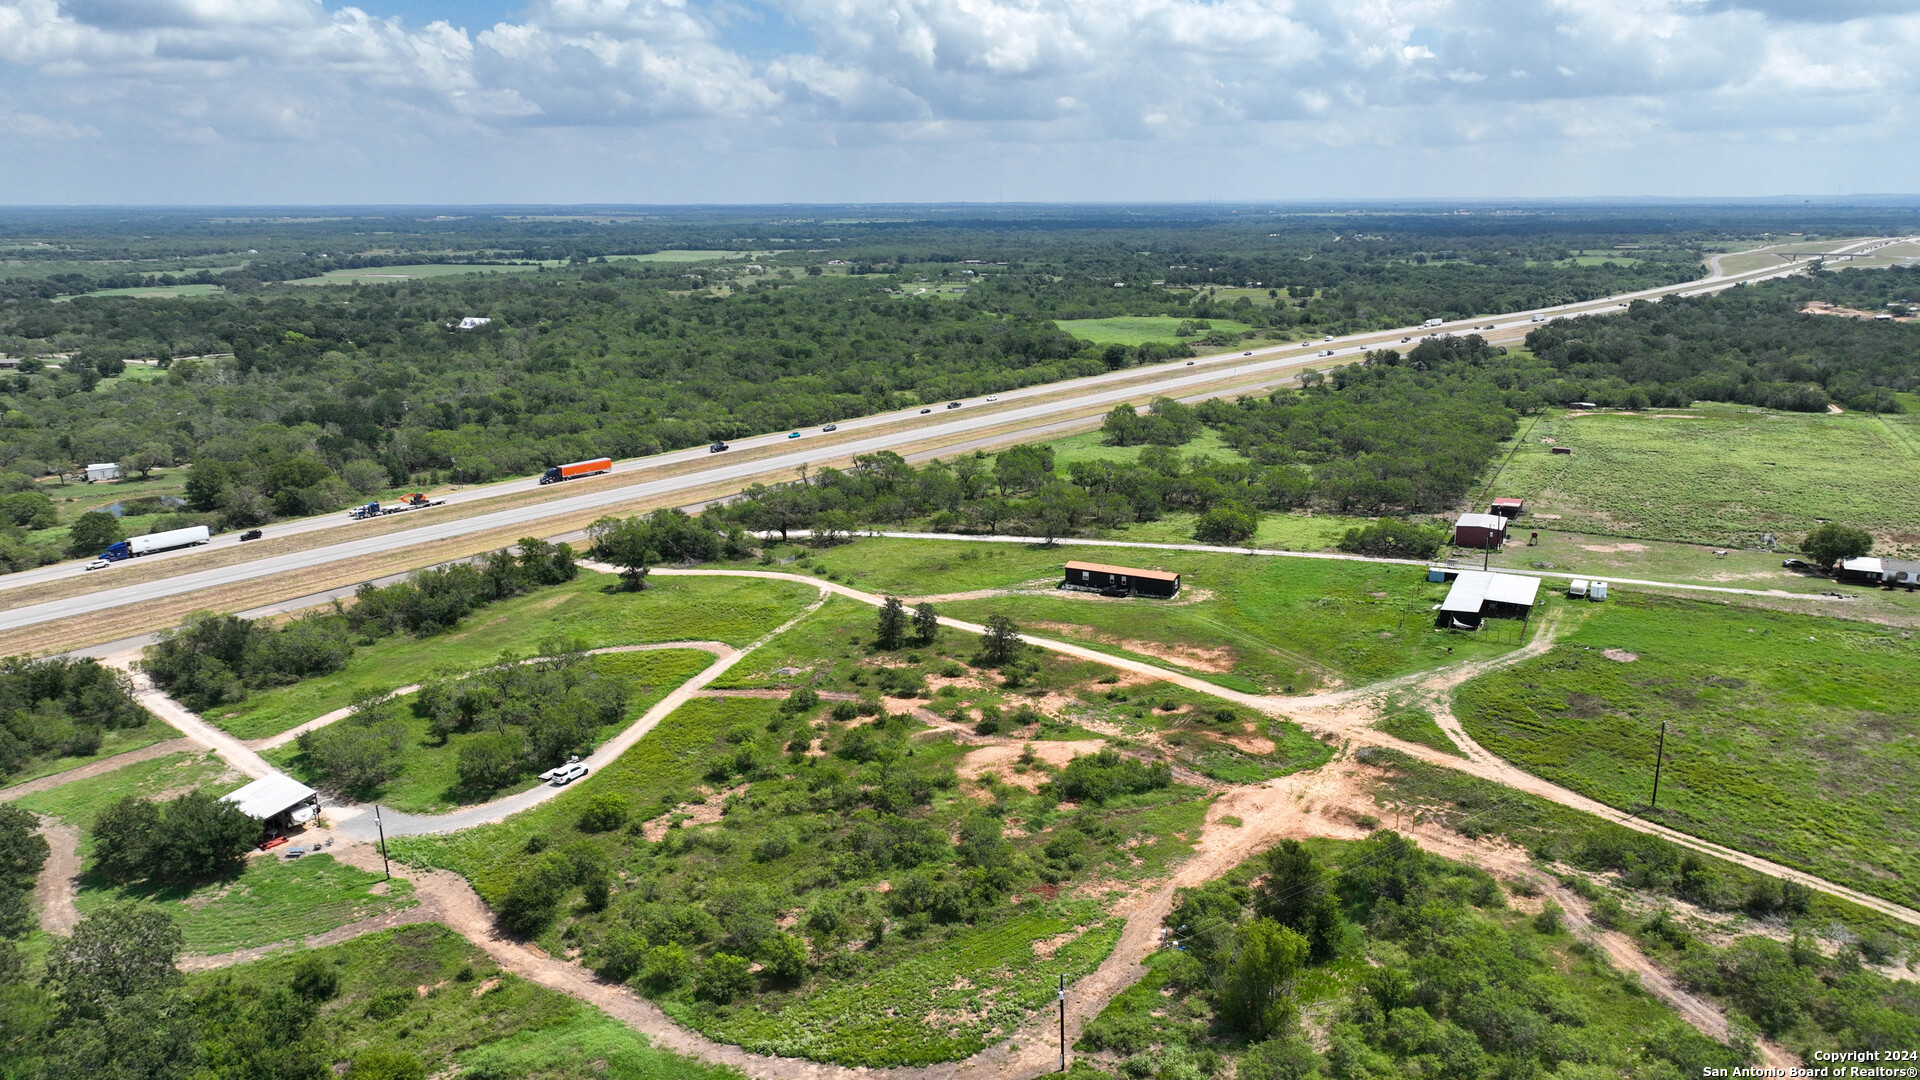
top-left (1423, 317), bottom-right (1444, 328)
top-left (99, 525), bottom-right (211, 561)
top-left (539, 457), bottom-right (613, 485)
top-left (346, 493), bottom-right (446, 520)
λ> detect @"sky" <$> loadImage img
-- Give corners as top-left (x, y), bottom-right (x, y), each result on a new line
top-left (1, 0), bottom-right (1917, 204)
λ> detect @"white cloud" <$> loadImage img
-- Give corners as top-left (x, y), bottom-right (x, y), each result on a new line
top-left (0, 0), bottom-right (1915, 200)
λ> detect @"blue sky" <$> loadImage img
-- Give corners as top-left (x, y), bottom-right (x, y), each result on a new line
top-left (1, 0), bottom-right (1917, 204)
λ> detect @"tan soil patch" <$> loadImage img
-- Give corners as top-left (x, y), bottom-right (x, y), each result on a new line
top-left (1602, 648), bottom-right (1639, 663)
top-left (1222, 732), bottom-right (1276, 755)
top-left (957, 741), bottom-right (1104, 792)
top-left (1031, 925), bottom-right (1089, 959)
top-left (1030, 621), bottom-right (1235, 673)
top-left (641, 783), bottom-right (746, 841)
top-left (1579, 542), bottom-right (1647, 553)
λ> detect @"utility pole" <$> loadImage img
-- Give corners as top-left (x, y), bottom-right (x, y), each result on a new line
top-left (1649, 721), bottom-right (1667, 812)
top-left (374, 804), bottom-right (391, 880)
top-left (1058, 974), bottom-right (1067, 1074)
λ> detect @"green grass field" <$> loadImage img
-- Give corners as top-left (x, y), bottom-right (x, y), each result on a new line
top-left (1491, 405), bottom-right (1920, 548)
top-left (206, 572), bottom-right (817, 740)
top-left (284, 263), bottom-right (549, 285)
top-left (1054, 316), bottom-right (1257, 347)
top-left (79, 853), bottom-right (416, 955)
top-left (1047, 428), bottom-right (1248, 469)
top-left (791, 540), bottom-right (1516, 693)
top-left (68, 284), bottom-right (226, 300)
top-left (12, 750), bottom-right (240, 839)
top-left (264, 648), bottom-right (716, 814)
top-left (194, 923), bottom-right (740, 1079)
top-left (1455, 592), bottom-right (1920, 907)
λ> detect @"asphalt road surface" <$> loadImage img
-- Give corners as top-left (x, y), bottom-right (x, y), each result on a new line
top-left (2, 235), bottom-right (1898, 635)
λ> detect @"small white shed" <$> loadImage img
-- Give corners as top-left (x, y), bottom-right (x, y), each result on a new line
top-left (85, 462), bottom-right (121, 482)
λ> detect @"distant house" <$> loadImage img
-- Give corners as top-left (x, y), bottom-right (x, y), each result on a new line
top-left (1836, 556), bottom-right (1920, 588)
top-left (1437, 570), bottom-right (1541, 629)
top-left (84, 462), bottom-right (121, 482)
top-left (452, 316), bottom-right (492, 331)
top-left (1061, 560), bottom-right (1181, 599)
top-left (1453, 513), bottom-right (1508, 549)
top-left (0, 357), bottom-right (18, 369)
top-left (1488, 497), bottom-right (1525, 519)
top-left (219, 773), bottom-right (321, 839)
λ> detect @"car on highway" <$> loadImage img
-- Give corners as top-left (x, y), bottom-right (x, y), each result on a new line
top-left (947, 401), bottom-right (962, 409)
top-left (822, 424), bottom-right (838, 432)
top-left (1186, 361), bottom-right (1195, 366)
top-left (85, 559), bottom-right (111, 571)
top-left (986, 395), bottom-right (998, 401)
top-left (919, 407), bottom-right (932, 414)
top-left (1319, 349), bottom-right (1334, 356)
top-left (1243, 351), bottom-right (1252, 356)
top-left (1323, 336), bottom-right (1334, 342)
top-left (788, 431), bottom-right (801, 438)
top-left (239, 529), bottom-right (263, 542)
top-left (709, 441), bottom-right (729, 453)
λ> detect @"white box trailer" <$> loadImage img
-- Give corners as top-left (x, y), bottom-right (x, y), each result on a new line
top-left (101, 525), bottom-right (211, 560)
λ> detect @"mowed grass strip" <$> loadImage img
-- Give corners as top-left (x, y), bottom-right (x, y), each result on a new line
top-left (210, 573), bottom-right (816, 741)
top-left (1455, 592), bottom-right (1920, 906)
top-left (1494, 404), bottom-right (1920, 547)
top-left (13, 749), bottom-right (241, 839)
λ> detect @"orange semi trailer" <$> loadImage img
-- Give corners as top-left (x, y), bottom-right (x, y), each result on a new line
top-left (539, 457), bottom-right (613, 485)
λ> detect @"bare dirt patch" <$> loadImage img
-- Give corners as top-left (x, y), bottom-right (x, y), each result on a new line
top-left (1602, 648), bottom-right (1639, 663)
top-left (1222, 732), bottom-right (1276, 755)
top-left (1030, 621), bottom-right (1236, 673)
top-left (1580, 542), bottom-right (1648, 553)
top-left (641, 784), bottom-right (746, 841)
top-left (956, 741), bottom-right (1104, 792)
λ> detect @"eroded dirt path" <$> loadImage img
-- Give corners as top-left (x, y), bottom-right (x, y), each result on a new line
top-left (30, 818), bottom-right (81, 936)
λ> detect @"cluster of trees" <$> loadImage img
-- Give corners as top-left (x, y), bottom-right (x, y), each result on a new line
top-left (0, 899), bottom-right (393, 1080)
top-left (414, 651), bottom-right (631, 793)
top-left (0, 803), bottom-right (48, 942)
top-left (1101, 397), bottom-right (1204, 446)
top-left (92, 788), bottom-right (260, 884)
top-left (716, 441), bottom-right (1302, 547)
top-left (143, 540), bottom-right (577, 713)
top-left (1525, 270), bottom-right (1920, 414)
top-left (1083, 833), bottom-right (1746, 1078)
top-left (0, 657), bottom-right (148, 781)
top-left (585, 508), bottom-right (751, 589)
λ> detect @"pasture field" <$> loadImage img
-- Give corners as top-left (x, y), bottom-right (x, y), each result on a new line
top-left (206, 572), bottom-right (817, 740)
top-left (1490, 405), bottom-right (1920, 549)
top-left (395, 690), bottom-right (1211, 1067)
top-left (772, 538), bottom-right (1519, 692)
top-left (928, 555), bottom-right (1516, 694)
top-left (69, 283), bottom-right (226, 299)
top-left (264, 648), bottom-right (716, 814)
top-left (79, 853), bottom-right (416, 955)
top-left (1053, 316), bottom-right (1257, 347)
top-left (707, 586), bottom-right (1330, 782)
top-left (12, 749), bottom-right (240, 836)
top-left (283, 263), bottom-right (548, 284)
top-left (1454, 592), bottom-right (1920, 907)
top-left (609, 249), bottom-right (752, 262)
top-left (194, 924), bottom-right (738, 1080)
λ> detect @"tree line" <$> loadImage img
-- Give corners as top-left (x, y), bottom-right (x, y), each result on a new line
top-left (142, 539), bottom-right (578, 713)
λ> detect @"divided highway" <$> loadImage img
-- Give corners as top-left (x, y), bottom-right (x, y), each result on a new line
top-left (1, 235), bottom-right (1898, 639)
